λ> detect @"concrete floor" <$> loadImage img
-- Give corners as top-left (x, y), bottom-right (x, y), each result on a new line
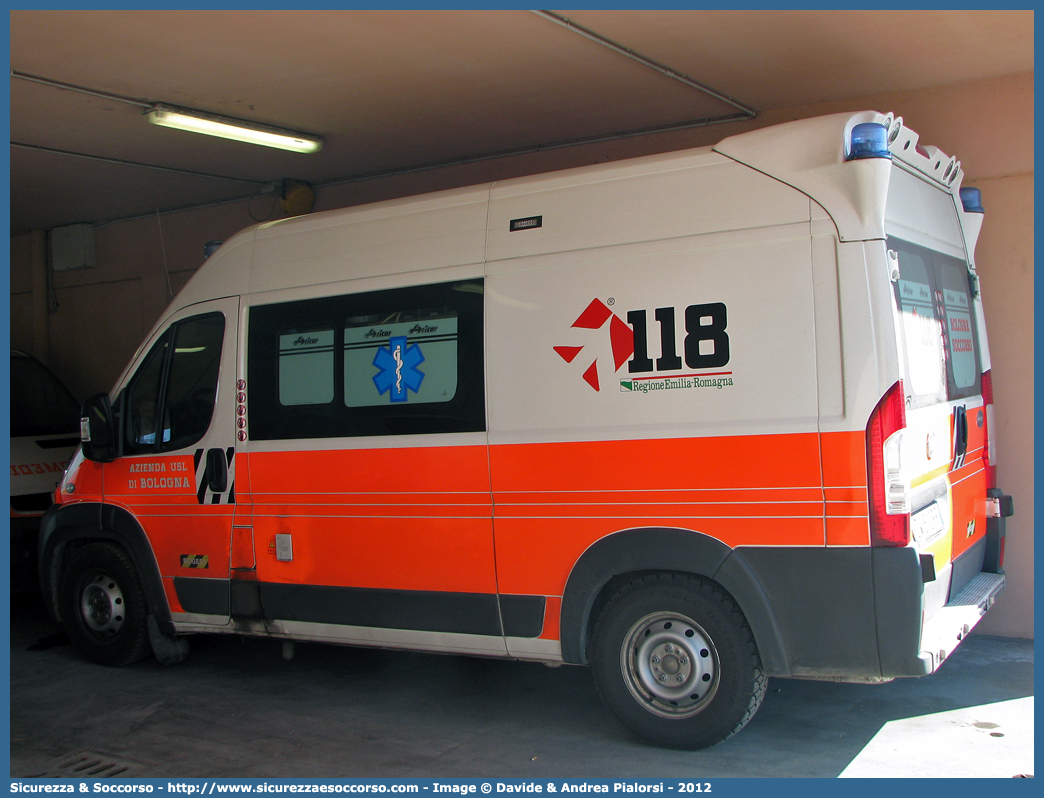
top-left (7, 590), bottom-right (1034, 779)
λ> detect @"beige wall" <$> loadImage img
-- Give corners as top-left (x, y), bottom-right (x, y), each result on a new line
top-left (964, 172), bottom-right (1034, 637)
top-left (10, 72), bottom-right (1033, 637)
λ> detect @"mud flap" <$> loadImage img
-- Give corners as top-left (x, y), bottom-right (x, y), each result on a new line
top-left (147, 614), bottom-right (190, 665)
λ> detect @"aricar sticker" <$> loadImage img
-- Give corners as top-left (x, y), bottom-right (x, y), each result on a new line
top-left (344, 314), bottom-right (459, 406)
top-left (278, 329), bottom-right (335, 405)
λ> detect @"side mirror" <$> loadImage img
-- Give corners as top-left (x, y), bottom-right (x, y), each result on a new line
top-left (81, 393), bottom-right (116, 463)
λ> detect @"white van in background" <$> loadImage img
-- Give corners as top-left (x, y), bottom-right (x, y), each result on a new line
top-left (10, 350), bottom-right (80, 592)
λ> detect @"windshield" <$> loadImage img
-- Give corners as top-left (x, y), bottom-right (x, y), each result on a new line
top-left (10, 355), bottom-right (81, 437)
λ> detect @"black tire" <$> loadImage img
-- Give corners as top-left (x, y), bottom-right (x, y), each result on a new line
top-left (59, 542), bottom-right (150, 666)
top-left (591, 573), bottom-right (766, 749)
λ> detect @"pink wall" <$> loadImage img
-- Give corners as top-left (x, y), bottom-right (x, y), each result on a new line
top-left (10, 72), bottom-right (1033, 637)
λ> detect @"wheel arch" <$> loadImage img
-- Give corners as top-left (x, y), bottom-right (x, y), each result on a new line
top-left (38, 502), bottom-right (174, 635)
top-left (559, 527), bottom-right (790, 675)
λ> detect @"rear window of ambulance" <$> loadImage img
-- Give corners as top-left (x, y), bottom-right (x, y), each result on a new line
top-left (890, 237), bottom-right (981, 408)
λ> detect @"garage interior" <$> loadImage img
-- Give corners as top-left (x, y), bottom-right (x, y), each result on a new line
top-left (8, 9), bottom-right (1034, 776)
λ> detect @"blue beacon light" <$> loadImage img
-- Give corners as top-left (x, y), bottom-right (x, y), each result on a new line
top-left (847, 122), bottom-right (892, 161)
top-left (959, 187), bottom-right (984, 214)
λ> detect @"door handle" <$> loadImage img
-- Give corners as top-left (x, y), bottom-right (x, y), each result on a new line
top-left (953, 406), bottom-right (969, 468)
top-left (206, 447), bottom-right (228, 493)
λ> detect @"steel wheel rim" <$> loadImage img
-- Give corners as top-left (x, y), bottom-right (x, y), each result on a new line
top-left (79, 573), bottom-right (126, 639)
top-left (621, 611), bottom-right (719, 718)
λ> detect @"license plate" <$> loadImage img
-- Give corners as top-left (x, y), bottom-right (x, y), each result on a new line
top-left (912, 500), bottom-right (946, 545)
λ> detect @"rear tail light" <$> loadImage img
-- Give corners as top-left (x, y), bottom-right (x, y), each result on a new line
top-left (981, 370), bottom-right (997, 489)
top-left (867, 381), bottom-right (910, 547)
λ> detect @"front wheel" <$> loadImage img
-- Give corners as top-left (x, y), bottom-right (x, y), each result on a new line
top-left (591, 573), bottom-right (766, 749)
top-left (59, 542), bottom-right (150, 666)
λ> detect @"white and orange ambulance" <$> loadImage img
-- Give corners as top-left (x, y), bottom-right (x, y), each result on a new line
top-left (41, 111), bottom-right (1013, 749)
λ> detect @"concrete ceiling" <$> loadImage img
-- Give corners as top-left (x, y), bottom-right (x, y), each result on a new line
top-left (9, 9), bottom-right (1034, 236)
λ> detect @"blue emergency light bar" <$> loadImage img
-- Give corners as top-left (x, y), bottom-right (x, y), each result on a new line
top-left (959, 187), bottom-right (984, 213)
top-left (847, 123), bottom-right (892, 161)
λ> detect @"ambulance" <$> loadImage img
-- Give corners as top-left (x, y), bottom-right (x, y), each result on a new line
top-left (40, 111), bottom-right (1014, 749)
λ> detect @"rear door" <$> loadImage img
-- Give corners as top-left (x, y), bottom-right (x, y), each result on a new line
top-left (889, 236), bottom-right (986, 577)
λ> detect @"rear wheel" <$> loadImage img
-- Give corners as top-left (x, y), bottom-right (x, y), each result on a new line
top-left (60, 542), bottom-right (150, 666)
top-left (591, 573), bottom-right (765, 749)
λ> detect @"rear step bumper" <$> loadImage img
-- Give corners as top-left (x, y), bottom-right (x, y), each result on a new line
top-left (918, 571), bottom-right (1006, 674)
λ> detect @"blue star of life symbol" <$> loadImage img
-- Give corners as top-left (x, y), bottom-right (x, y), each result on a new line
top-left (372, 336), bottom-right (425, 402)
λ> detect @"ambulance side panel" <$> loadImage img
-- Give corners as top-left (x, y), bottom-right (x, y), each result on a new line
top-left (485, 154), bottom-right (862, 669)
top-left (233, 189), bottom-right (508, 655)
top-left (248, 185), bottom-right (492, 295)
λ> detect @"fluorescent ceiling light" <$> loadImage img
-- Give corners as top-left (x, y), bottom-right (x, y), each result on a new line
top-left (145, 104), bottom-right (323, 154)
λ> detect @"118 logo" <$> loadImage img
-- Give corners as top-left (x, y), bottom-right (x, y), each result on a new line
top-left (626, 303), bottom-right (729, 373)
top-left (554, 299), bottom-right (730, 391)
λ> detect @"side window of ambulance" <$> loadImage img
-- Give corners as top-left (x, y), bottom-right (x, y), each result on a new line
top-left (248, 280), bottom-right (484, 440)
top-left (122, 313), bottom-right (226, 455)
